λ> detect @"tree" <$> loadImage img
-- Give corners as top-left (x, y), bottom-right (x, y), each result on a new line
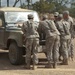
top-left (20, 3), bottom-right (26, 8)
top-left (13, 0), bottom-right (20, 7)
top-left (32, 0), bottom-right (73, 13)
top-left (69, 1), bottom-right (75, 17)
top-left (7, 0), bottom-right (9, 7)
top-left (26, 0), bottom-right (32, 9)
top-left (0, 0), bottom-right (1, 7)
top-left (32, 0), bottom-right (55, 13)
top-left (46, 0), bottom-right (70, 12)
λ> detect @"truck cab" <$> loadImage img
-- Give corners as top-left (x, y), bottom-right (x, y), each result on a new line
top-left (0, 7), bottom-right (40, 65)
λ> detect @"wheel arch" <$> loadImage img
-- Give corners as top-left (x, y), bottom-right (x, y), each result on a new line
top-left (7, 39), bottom-right (17, 49)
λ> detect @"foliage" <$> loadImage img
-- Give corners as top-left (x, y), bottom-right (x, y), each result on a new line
top-left (32, 0), bottom-right (54, 13)
top-left (69, 2), bottom-right (75, 17)
top-left (4, 0), bottom-right (75, 17)
top-left (20, 3), bottom-right (26, 8)
top-left (32, 0), bottom-right (69, 13)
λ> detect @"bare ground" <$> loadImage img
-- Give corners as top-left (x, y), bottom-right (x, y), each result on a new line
top-left (0, 39), bottom-right (75, 75)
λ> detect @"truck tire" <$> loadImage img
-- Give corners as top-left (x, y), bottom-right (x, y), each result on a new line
top-left (9, 42), bottom-right (23, 65)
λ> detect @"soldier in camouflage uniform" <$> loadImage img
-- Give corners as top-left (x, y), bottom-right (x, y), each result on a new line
top-left (54, 12), bottom-right (62, 61)
top-left (56, 14), bottom-right (71, 65)
top-left (38, 15), bottom-right (60, 68)
top-left (63, 11), bottom-right (74, 61)
top-left (54, 12), bottom-right (59, 23)
top-left (22, 14), bottom-right (39, 69)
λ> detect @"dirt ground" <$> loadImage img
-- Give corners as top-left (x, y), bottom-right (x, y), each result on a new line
top-left (0, 39), bottom-right (75, 75)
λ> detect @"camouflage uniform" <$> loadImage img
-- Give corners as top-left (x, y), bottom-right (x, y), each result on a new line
top-left (22, 14), bottom-right (39, 69)
top-left (38, 15), bottom-right (60, 68)
top-left (56, 19), bottom-right (71, 64)
top-left (54, 12), bottom-right (59, 23)
top-left (54, 13), bottom-right (61, 61)
top-left (66, 17), bottom-right (74, 60)
top-left (63, 11), bottom-right (74, 60)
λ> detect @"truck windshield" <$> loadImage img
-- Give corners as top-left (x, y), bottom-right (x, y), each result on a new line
top-left (5, 11), bottom-right (39, 23)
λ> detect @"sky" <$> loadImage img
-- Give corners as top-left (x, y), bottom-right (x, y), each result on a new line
top-left (1, 0), bottom-right (39, 7)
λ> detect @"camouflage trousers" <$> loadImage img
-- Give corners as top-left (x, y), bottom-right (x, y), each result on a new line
top-left (46, 35), bottom-right (60, 63)
top-left (60, 39), bottom-right (69, 61)
top-left (25, 38), bottom-right (39, 65)
top-left (68, 39), bottom-right (74, 60)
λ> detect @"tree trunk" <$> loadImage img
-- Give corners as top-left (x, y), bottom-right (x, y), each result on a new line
top-left (0, 0), bottom-right (1, 7)
top-left (13, 0), bottom-right (20, 7)
top-left (7, 0), bottom-right (9, 7)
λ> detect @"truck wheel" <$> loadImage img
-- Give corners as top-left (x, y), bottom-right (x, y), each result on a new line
top-left (9, 42), bottom-right (23, 65)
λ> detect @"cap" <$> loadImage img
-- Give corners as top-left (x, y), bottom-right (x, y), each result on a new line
top-left (63, 10), bottom-right (69, 15)
top-left (42, 14), bottom-right (48, 19)
top-left (28, 14), bottom-right (34, 19)
top-left (54, 12), bottom-right (59, 17)
top-left (58, 14), bottom-right (63, 18)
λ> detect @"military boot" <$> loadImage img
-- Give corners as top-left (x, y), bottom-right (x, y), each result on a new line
top-left (32, 65), bottom-right (37, 70)
top-left (53, 62), bottom-right (57, 68)
top-left (24, 64), bottom-right (31, 69)
top-left (61, 59), bottom-right (68, 65)
top-left (71, 57), bottom-right (74, 61)
top-left (32, 61), bottom-right (37, 70)
top-left (45, 61), bottom-right (53, 68)
top-left (24, 59), bottom-right (31, 69)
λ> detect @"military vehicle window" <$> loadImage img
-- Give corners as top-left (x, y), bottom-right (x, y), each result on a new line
top-left (5, 11), bottom-right (39, 25)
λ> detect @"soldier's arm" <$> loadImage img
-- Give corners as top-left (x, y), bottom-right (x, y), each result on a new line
top-left (70, 20), bottom-right (75, 38)
top-left (56, 22), bottom-right (65, 35)
top-left (55, 22), bottom-right (60, 31)
top-left (21, 23), bottom-right (24, 33)
top-left (21, 22), bottom-right (27, 34)
top-left (50, 20), bottom-right (60, 34)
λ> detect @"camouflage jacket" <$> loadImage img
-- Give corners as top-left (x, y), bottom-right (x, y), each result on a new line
top-left (56, 20), bottom-right (71, 40)
top-left (22, 21), bottom-right (39, 39)
top-left (38, 19), bottom-right (60, 39)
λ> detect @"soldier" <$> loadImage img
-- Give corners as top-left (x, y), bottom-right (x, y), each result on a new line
top-left (56, 14), bottom-right (63, 61)
top-left (56, 14), bottom-right (71, 65)
top-left (54, 12), bottom-right (59, 23)
top-left (22, 14), bottom-right (39, 69)
top-left (38, 15), bottom-right (60, 68)
top-left (63, 11), bottom-right (74, 61)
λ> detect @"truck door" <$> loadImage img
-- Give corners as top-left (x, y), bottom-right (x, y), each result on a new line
top-left (0, 12), bottom-right (5, 48)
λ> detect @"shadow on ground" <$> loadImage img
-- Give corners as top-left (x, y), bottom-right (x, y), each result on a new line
top-left (0, 51), bottom-right (49, 70)
top-left (0, 49), bottom-right (75, 71)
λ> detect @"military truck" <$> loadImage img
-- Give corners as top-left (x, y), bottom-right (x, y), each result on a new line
top-left (0, 7), bottom-right (40, 65)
